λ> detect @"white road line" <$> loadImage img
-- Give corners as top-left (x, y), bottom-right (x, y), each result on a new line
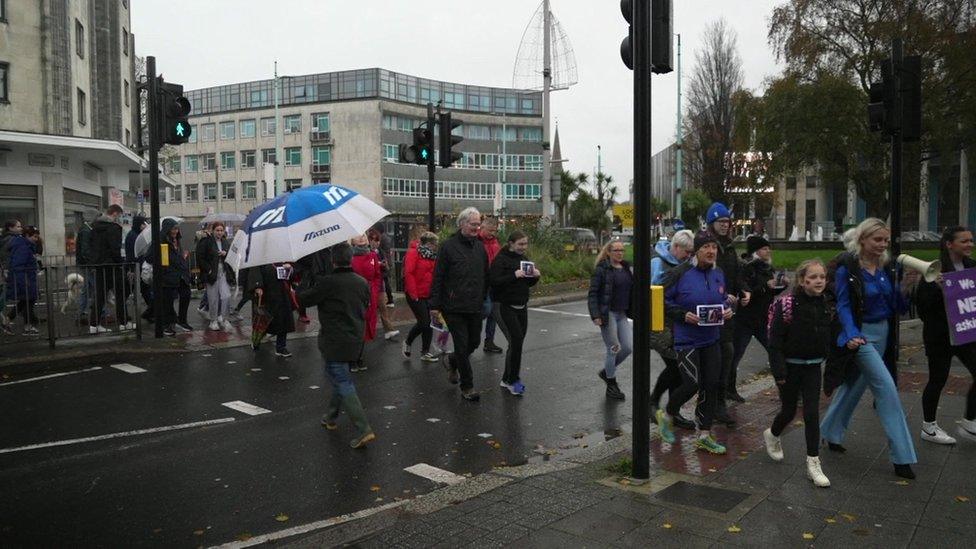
top-left (403, 463), bottom-right (466, 485)
top-left (0, 418), bottom-right (235, 455)
top-left (212, 500), bottom-right (407, 549)
top-left (528, 307), bottom-right (591, 318)
top-left (0, 366), bottom-right (103, 387)
top-left (110, 363), bottom-right (146, 374)
top-left (221, 400), bottom-right (271, 416)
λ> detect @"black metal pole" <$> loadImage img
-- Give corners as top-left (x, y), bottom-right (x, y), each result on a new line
top-left (631, 0), bottom-right (652, 480)
top-left (427, 102), bottom-right (436, 231)
top-left (147, 56), bottom-right (163, 338)
top-left (890, 38), bottom-right (903, 369)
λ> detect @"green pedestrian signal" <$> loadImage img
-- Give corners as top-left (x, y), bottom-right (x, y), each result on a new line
top-left (420, 147), bottom-right (429, 160)
top-left (157, 80), bottom-right (192, 145)
top-left (175, 122), bottom-right (187, 137)
top-left (399, 124), bottom-right (433, 165)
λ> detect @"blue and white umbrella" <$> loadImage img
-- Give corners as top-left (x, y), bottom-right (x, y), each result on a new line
top-left (225, 183), bottom-right (390, 272)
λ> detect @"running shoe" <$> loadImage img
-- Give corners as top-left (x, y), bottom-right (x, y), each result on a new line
top-left (384, 330), bottom-right (400, 341)
top-left (401, 340), bottom-right (411, 358)
top-left (23, 325), bottom-right (39, 335)
top-left (483, 341), bottom-right (503, 354)
top-left (695, 434), bottom-right (727, 455)
top-left (656, 409), bottom-right (675, 444)
top-left (321, 418), bottom-right (338, 430)
top-left (350, 432), bottom-right (376, 449)
top-left (275, 348), bottom-right (292, 358)
top-left (177, 322), bottom-right (193, 332)
top-left (420, 353), bottom-right (439, 363)
top-left (763, 428), bottom-right (784, 461)
top-left (510, 381), bottom-right (525, 395)
top-left (921, 422), bottom-right (956, 445)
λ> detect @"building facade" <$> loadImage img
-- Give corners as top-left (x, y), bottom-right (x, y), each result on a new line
top-left (161, 68), bottom-right (545, 222)
top-left (0, 0), bottom-right (144, 256)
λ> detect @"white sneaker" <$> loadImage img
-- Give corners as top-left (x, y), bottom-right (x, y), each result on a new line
top-left (921, 421), bottom-right (957, 445)
top-left (763, 428), bottom-right (784, 461)
top-left (220, 318), bottom-right (233, 331)
top-left (121, 322), bottom-right (137, 331)
top-left (401, 340), bottom-right (411, 358)
top-left (208, 320), bottom-right (220, 331)
top-left (960, 418), bottom-right (976, 439)
top-left (384, 330), bottom-right (400, 341)
top-left (806, 456), bottom-right (831, 487)
top-left (89, 325), bottom-right (109, 334)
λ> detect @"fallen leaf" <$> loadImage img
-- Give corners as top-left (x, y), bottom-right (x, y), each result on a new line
top-left (194, 530), bottom-right (205, 536)
top-left (956, 495), bottom-right (970, 503)
top-left (275, 514), bottom-right (289, 522)
top-left (895, 480), bottom-right (910, 486)
top-left (825, 517), bottom-right (837, 524)
top-left (370, 485), bottom-right (381, 492)
top-left (727, 525), bottom-right (742, 533)
top-left (841, 513), bottom-right (857, 522)
top-left (802, 532), bottom-right (815, 540)
top-left (662, 523), bottom-right (673, 529)
top-left (853, 528), bottom-right (870, 536)
top-left (708, 468), bottom-right (717, 473)
top-left (237, 533), bottom-right (252, 541)
top-left (492, 442), bottom-right (502, 449)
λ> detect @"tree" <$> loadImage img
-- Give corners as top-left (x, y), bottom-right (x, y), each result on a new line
top-left (649, 196), bottom-right (671, 218)
top-left (681, 188), bottom-right (713, 230)
top-left (685, 18), bottom-right (745, 203)
top-left (555, 171), bottom-right (581, 226)
top-left (568, 171), bottom-right (618, 235)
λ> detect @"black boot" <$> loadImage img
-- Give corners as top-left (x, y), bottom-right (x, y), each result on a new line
top-left (606, 379), bottom-right (626, 400)
top-left (894, 464), bottom-right (916, 479)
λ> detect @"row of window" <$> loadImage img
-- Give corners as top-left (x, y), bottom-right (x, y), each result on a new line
top-left (169, 147), bottom-right (331, 173)
top-left (382, 178), bottom-right (542, 201)
top-left (381, 145), bottom-right (542, 171)
top-left (381, 114), bottom-right (542, 142)
top-left (190, 113), bottom-right (330, 143)
top-left (74, 16), bottom-right (128, 60)
top-left (167, 179), bottom-right (317, 203)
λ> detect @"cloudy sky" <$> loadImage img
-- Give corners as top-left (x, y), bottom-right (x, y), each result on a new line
top-left (132, 0), bottom-right (785, 187)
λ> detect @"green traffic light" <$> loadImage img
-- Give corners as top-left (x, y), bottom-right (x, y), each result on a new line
top-left (420, 148), bottom-right (429, 160)
top-left (175, 122), bottom-right (186, 137)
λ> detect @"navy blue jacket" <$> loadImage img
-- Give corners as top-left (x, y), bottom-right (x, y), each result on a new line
top-left (662, 261), bottom-right (728, 350)
top-left (587, 259), bottom-right (634, 322)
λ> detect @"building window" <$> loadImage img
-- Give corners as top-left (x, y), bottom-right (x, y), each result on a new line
top-left (188, 128), bottom-right (197, 144)
top-left (284, 114), bottom-right (302, 134)
top-left (262, 148), bottom-right (276, 164)
top-left (185, 155), bottom-right (199, 172)
top-left (222, 181), bottom-right (236, 200)
top-left (240, 119), bottom-right (256, 138)
top-left (261, 117), bottom-right (276, 136)
top-left (286, 179), bottom-right (303, 191)
top-left (312, 146), bottom-right (330, 166)
top-left (77, 88), bottom-right (87, 125)
top-left (169, 156), bottom-right (181, 173)
top-left (313, 113), bottom-right (330, 133)
top-left (125, 129), bottom-right (130, 146)
top-left (75, 20), bottom-right (85, 58)
top-left (124, 80), bottom-right (130, 106)
top-left (220, 151), bottom-right (235, 170)
top-left (203, 183), bottom-right (217, 201)
top-left (518, 127), bottom-right (542, 142)
top-left (0, 0), bottom-right (6, 22)
top-left (0, 63), bottom-right (7, 102)
top-left (285, 147), bottom-right (302, 166)
top-left (786, 177), bottom-right (797, 190)
top-left (201, 153), bottom-right (216, 171)
top-left (382, 144), bottom-right (398, 163)
top-left (172, 185), bottom-right (182, 202)
top-left (467, 125), bottom-right (490, 140)
top-left (241, 150), bottom-right (256, 168)
top-left (186, 184), bottom-right (199, 202)
top-left (241, 181), bottom-right (257, 200)
top-left (220, 121), bottom-right (235, 140)
top-left (201, 123), bottom-right (215, 142)
top-left (122, 27), bottom-right (128, 56)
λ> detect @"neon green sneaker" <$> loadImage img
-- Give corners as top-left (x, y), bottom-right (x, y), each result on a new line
top-left (656, 409), bottom-right (675, 444)
top-left (695, 434), bottom-right (727, 455)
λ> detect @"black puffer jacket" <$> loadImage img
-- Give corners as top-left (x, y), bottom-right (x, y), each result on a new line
top-left (916, 256), bottom-right (976, 352)
top-left (490, 248), bottom-right (540, 306)
top-left (587, 259), bottom-right (635, 322)
top-left (738, 258), bottom-right (780, 330)
top-left (767, 291), bottom-right (834, 381)
top-left (429, 231), bottom-right (489, 314)
top-left (700, 230), bottom-right (746, 297)
top-left (159, 218), bottom-right (191, 288)
top-left (90, 214), bottom-right (123, 265)
top-left (197, 234), bottom-right (234, 285)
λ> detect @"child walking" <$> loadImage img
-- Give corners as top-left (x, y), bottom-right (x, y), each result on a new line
top-left (762, 259), bottom-right (834, 487)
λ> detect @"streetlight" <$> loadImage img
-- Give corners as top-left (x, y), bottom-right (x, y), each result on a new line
top-left (490, 112), bottom-right (509, 215)
top-left (273, 61), bottom-right (294, 197)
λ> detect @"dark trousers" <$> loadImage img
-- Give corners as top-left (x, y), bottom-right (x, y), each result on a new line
top-left (15, 299), bottom-right (37, 324)
top-left (91, 266), bottom-right (126, 327)
top-left (383, 273), bottom-right (394, 304)
top-left (494, 303), bottom-right (528, 384)
top-left (406, 296), bottom-right (432, 353)
top-left (716, 320), bottom-right (735, 410)
top-left (483, 297), bottom-right (497, 343)
top-left (138, 269), bottom-right (153, 319)
top-left (444, 312), bottom-right (483, 391)
top-left (771, 362), bottom-right (823, 457)
top-left (651, 356), bottom-right (682, 407)
top-left (923, 346), bottom-right (976, 422)
top-left (162, 281), bottom-right (191, 326)
top-left (668, 343), bottom-right (722, 430)
top-left (235, 292), bottom-right (251, 312)
top-left (730, 320), bottom-right (768, 390)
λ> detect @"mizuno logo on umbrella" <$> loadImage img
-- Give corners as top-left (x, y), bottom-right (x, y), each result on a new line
top-left (322, 186), bottom-right (349, 205)
top-left (253, 206), bottom-right (286, 228)
top-left (303, 224), bottom-right (341, 242)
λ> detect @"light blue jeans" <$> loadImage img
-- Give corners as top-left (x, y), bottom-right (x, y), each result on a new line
top-left (600, 310), bottom-right (633, 379)
top-left (820, 320), bottom-right (917, 465)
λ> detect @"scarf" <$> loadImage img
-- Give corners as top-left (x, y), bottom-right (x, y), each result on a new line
top-left (418, 245), bottom-right (437, 260)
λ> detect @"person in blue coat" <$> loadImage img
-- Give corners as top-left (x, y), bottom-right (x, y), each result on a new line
top-left (5, 226), bottom-right (40, 334)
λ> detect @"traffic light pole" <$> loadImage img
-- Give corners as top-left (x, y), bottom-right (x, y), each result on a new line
top-left (427, 102), bottom-right (436, 230)
top-left (890, 38), bottom-right (904, 370)
top-left (631, 0), bottom-right (652, 481)
top-left (146, 56), bottom-right (164, 338)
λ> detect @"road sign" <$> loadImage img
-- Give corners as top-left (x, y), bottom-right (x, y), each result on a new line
top-left (613, 205), bottom-right (634, 229)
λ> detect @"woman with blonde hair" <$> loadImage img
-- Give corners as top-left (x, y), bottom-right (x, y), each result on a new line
top-left (821, 217), bottom-right (919, 479)
top-left (588, 239), bottom-right (634, 400)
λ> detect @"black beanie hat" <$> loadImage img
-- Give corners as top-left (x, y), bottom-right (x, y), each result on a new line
top-left (743, 235), bottom-right (771, 258)
top-left (694, 232), bottom-right (717, 252)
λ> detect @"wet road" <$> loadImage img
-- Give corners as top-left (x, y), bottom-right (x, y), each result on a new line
top-left (0, 300), bottom-right (771, 547)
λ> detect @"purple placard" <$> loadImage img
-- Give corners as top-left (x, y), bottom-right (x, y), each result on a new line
top-left (941, 268), bottom-right (976, 346)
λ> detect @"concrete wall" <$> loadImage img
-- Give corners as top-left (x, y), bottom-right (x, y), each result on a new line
top-left (0, 0), bottom-right (46, 133)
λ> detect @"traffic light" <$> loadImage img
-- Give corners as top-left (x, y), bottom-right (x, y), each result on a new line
top-left (620, 0), bottom-right (633, 70)
top-left (438, 112), bottom-right (463, 168)
top-left (620, 0), bottom-right (672, 73)
top-left (867, 60), bottom-right (895, 135)
top-left (901, 55), bottom-right (922, 142)
top-left (157, 80), bottom-right (192, 145)
top-left (399, 123), bottom-right (432, 165)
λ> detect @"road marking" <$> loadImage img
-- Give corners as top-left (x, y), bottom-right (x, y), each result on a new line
top-left (426, 418), bottom-right (441, 423)
top-left (0, 418), bottom-right (235, 455)
top-left (0, 367), bottom-right (103, 387)
top-left (221, 401), bottom-right (271, 416)
top-left (278, 376), bottom-right (290, 380)
top-left (477, 433), bottom-right (493, 438)
top-left (528, 307), bottom-right (591, 318)
top-left (308, 385), bottom-right (320, 389)
top-left (403, 463), bottom-right (466, 485)
top-left (212, 500), bottom-right (406, 549)
top-left (110, 363), bottom-right (146, 374)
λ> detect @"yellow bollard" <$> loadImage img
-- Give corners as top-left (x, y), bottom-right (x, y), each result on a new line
top-left (650, 285), bottom-right (664, 332)
top-left (160, 243), bottom-right (170, 267)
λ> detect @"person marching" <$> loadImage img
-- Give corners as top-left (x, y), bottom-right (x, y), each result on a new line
top-left (657, 233), bottom-right (733, 455)
top-left (762, 259), bottom-right (833, 487)
top-left (198, 222), bottom-right (235, 331)
top-left (5, 225), bottom-right (40, 334)
top-left (588, 239), bottom-right (634, 400)
top-left (821, 218), bottom-right (919, 479)
top-left (915, 226), bottom-right (976, 444)
top-left (650, 229), bottom-right (695, 429)
top-left (479, 216), bottom-right (504, 354)
top-left (402, 232), bottom-right (440, 363)
top-left (159, 218), bottom-right (193, 336)
top-left (250, 261), bottom-right (297, 357)
top-left (297, 243), bottom-right (376, 449)
top-left (350, 234), bottom-right (384, 371)
top-left (490, 230), bottom-right (540, 396)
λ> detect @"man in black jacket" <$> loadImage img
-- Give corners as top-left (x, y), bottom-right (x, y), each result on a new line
top-left (89, 204), bottom-right (128, 333)
top-left (298, 243), bottom-right (376, 449)
top-left (430, 207), bottom-right (489, 402)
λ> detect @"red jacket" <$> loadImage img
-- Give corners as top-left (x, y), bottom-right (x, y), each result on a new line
top-left (479, 233), bottom-right (501, 265)
top-left (403, 240), bottom-right (435, 300)
top-left (351, 249), bottom-right (383, 342)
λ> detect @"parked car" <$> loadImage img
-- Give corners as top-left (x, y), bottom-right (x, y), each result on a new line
top-left (554, 227), bottom-right (598, 253)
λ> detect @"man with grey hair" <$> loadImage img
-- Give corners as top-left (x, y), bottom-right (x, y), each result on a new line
top-left (430, 207), bottom-right (490, 401)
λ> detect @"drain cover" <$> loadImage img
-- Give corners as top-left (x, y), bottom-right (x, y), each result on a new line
top-left (653, 481), bottom-right (750, 513)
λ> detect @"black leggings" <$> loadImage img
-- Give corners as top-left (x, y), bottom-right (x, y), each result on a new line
top-left (494, 303), bottom-right (528, 384)
top-left (770, 362), bottom-right (823, 457)
top-left (923, 346), bottom-right (976, 422)
top-left (668, 343), bottom-right (722, 430)
top-left (14, 299), bottom-right (38, 324)
top-left (651, 356), bottom-right (681, 407)
top-left (406, 296), bottom-right (432, 353)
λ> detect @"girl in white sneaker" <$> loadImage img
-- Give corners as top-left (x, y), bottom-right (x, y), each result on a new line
top-left (763, 259), bottom-right (834, 487)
